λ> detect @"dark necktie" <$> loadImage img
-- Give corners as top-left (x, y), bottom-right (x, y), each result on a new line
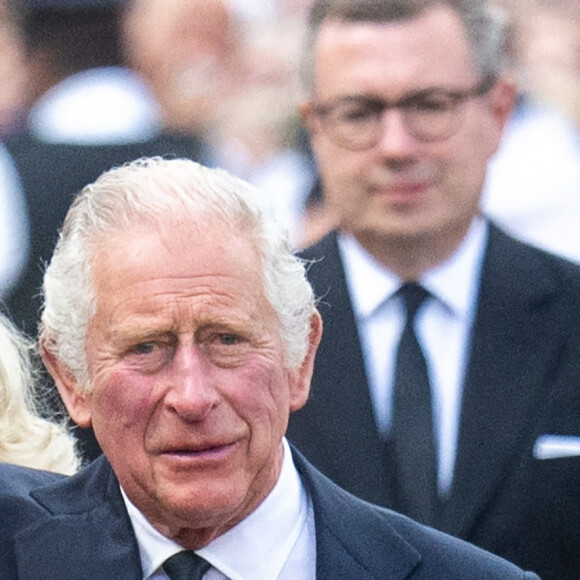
top-left (392, 282), bottom-right (439, 526)
top-left (163, 551), bottom-right (211, 580)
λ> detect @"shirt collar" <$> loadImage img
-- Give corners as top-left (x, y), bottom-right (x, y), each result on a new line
top-left (338, 217), bottom-right (488, 320)
top-left (123, 438), bottom-right (309, 580)
top-left (425, 218), bottom-right (487, 319)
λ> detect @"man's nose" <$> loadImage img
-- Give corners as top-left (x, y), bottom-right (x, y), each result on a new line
top-left (165, 344), bottom-right (220, 420)
top-left (375, 108), bottom-right (417, 157)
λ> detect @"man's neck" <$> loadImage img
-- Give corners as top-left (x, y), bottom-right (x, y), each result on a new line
top-left (349, 221), bottom-right (474, 281)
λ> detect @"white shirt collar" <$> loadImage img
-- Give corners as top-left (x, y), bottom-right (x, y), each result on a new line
top-left (339, 217), bottom-right (488, 321)
top-left (123, 438), bottom-right (310, 580)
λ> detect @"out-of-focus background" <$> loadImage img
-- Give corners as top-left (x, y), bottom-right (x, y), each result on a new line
top-left (0, 0), bottom-right (579, 324)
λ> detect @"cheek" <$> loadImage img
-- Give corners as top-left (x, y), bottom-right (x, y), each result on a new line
top-left (461, 109), bottom-right (503, 164)
top-left (319, 150), bottom-right (366, 204)
top-left (451, 141), bottom-right (491, 198)
top-left (229, 364), bottom-right (291, 435)
top-left (89, 370), bottom-right (157, 440)
top-left (313, 136), bottom-right (346, 179)
top-left (435, 123), bottom-right (493, 202)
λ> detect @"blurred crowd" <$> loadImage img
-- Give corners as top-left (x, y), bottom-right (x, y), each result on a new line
top-left (498, 0), bottom-right (580, 125)
top-left (0, 0), bottom-right (319, 247)
top-left (0, 0), bottom-right (579, 316)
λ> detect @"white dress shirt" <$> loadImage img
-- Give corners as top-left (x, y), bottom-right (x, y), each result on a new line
top-left (123, 438), bottom-right (316, 580)
top-left (338, 218), bottom-right (487, 494)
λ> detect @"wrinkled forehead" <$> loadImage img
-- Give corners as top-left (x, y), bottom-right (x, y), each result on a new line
top-left (91, 211), bottom-right (258, 265)
top-left (89, 218), bottom-right (266, 314)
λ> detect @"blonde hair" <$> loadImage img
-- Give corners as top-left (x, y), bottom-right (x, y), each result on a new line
top-left (0, 313), bottom-right (80, 474)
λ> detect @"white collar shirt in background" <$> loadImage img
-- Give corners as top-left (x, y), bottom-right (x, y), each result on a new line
top-left (0, 144), bottom-right (28, 299)
top-left (124, 438), bottom-right (316, 580)
top-left (338, 218), bottom-right (487, 495)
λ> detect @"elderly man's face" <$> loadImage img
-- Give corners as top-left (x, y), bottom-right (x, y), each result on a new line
top-left (56, 219), bottom-right (318, 548)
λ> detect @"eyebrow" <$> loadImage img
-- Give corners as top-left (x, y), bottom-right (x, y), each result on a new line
top-left (333, 85), bottom-right (471, 103)
top-left (107, 321), bottom-right (176, 346)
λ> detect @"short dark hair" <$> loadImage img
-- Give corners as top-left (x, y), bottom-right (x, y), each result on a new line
top-left (302, 0), bottom-right (506, 93)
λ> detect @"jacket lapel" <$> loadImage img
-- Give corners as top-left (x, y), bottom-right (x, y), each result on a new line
top-left (14, 457), bottom-right (142, 580)
top-left (292, 447), bottom-right (421, 580)
top-left (290, 232), bottom-right (395, 507)
top-left (441, 225), bottom-right (562, 537)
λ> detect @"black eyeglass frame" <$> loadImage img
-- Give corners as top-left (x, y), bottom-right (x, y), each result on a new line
top-left (309, 75), bottom-right (497, 150)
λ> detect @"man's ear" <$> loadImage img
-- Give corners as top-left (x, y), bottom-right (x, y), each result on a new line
top-left (289, 310), bottom-right (323, 412)
top-left (490, 78), bottom-right (517, 137)
top-left (40, 339), bottom-right (93, 428)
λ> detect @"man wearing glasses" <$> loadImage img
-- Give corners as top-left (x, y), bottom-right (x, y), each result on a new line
top-left (287, 1), bottom-right (580, 579)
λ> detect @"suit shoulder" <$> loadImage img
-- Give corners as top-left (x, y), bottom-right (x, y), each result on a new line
top-left (0, 463), bottom-right (64, 495)
top-left (0, 463), bottom-right (64, 520)
top-left (385, 511), bottom-right (539, 578)
top-left (490, 224), bottom-right (580, 284)
top-left (0, 464), bottom-right (65, 551)
top-left (298, 231), bottom-right (338, 262)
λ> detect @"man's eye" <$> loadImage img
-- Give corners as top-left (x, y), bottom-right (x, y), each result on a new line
top-left (197, 332), bottom-right (250, 368)
top-left (338, 105), bottom-right (379, 123)
top-left (407, 97), bottom-right (456, 113)
top-left (130, 342), bottom-right (157, 355)
top-left (218, 333), bottom-right (241, 346)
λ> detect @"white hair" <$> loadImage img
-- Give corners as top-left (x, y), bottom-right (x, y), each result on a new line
top-left (41, 157), bottom-right (316, 389)
top-left (0, 312), bottom-right (80, 474)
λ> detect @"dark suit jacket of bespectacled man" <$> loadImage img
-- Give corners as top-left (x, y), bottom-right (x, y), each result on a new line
top-left (286, 0), bottom-right (580, 579)
top-left (0, 157), bottom-right (538, 579)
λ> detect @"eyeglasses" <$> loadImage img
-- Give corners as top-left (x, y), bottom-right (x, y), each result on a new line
top-left (309, 76), bottom-right (496, 150)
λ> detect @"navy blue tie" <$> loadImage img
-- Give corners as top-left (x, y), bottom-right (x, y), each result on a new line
top-left (163, 551), bottom-right (211, 580)
top-left (392, 283), bottom-right (439, 526)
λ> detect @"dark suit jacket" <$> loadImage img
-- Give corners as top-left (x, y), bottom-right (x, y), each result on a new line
top-left (287, 224), bottom-right (580, 580)
top-left (0, 449), bottom-right (538, 579)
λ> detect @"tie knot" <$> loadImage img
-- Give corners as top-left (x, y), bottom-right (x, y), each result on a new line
top-left (163, 551), bottom-right (211, 580)
top-left (398, 283), bottom-right (429, 320)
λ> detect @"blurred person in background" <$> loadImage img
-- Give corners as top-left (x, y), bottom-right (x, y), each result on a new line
top-left (510, 0), bottom-right (580, 126)
top-left (209, 11), bottom-right (317, 245)
top-left (122, 0), bottom-right (240, 140)
top-left (299, 0), bottom-right (580, 257)
top-left (8, 0), bottom-right (159, 144)
top-left (123, 0), bottom-right (317, 246)
top-left (0, 311), bottom-right (79, 474)
top-left (0, 0), bottom-right (30, 304)
top-left (0, 0), bottom-right (27, 138)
